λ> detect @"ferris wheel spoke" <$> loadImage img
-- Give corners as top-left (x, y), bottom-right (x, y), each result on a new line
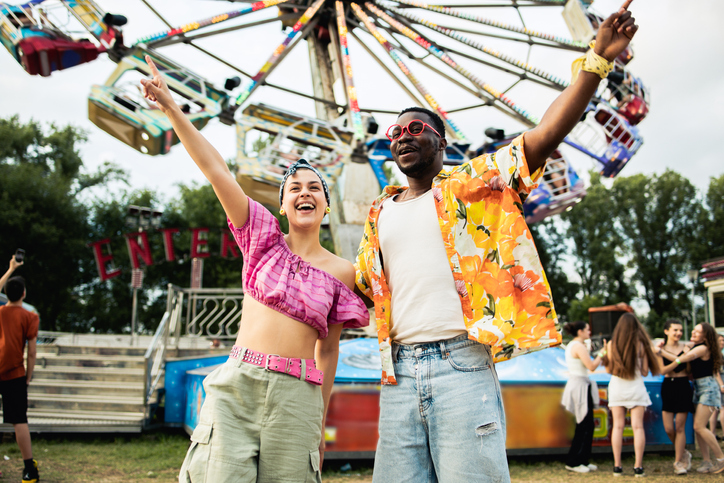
top-left (387, 0), bottom-right (586, 50)
top-left (394, 2), bottom-right (567, 8)
top-left (437, 42), bottom-right (563, 92)
top-left (367, 3), bottom-right (542, 126)
top-left (187, 42), bottom-right (254, 78)
top-left (384, 4), bottom-right (569, 89)
top-left (429, 22), bottom-right (583, 52)
top-left (348, 27), bottom-right (425, 109)
top-left (233, 0), bottom-right (325, 109)
top-left (447, 103), bottom-right (488, 113)
top-left (351, 2), bottom-right (467, 141)
top-left (336, 1), bottom-right (365, 141)
top-left (149, 15), bottom-right (298, 48)
top-left (140, 0), bottom-right (173, 29)
top-left (134, 0), bottom-right (291, 47)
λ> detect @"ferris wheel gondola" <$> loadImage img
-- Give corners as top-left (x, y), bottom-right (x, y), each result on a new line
top-left (0, 0), bottom-right (123, 76)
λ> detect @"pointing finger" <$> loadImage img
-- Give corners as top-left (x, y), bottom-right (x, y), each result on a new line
top-left (145, 55), bottom-right (162, 78)
top-left (620, 0), bottom-right (633, 11)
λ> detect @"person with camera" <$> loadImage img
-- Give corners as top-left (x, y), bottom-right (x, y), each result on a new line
top-left (0, 253), bottom-right (39, 483)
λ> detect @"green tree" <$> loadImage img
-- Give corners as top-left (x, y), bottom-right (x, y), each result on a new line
top-left (692, 174), bottom-right (724, 262)
top-left (612, 170), bottom-right (702, 333)
top-left (561, 171), bottom-right (633, 304)
top-left (0, 116), bottom-right (125, 331)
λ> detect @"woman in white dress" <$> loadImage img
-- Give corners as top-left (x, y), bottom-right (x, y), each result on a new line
top-left (603, 313), bottom-right (660, 477)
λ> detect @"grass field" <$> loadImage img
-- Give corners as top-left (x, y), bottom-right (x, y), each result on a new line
top-left (0, 431), bottom-right (719, 482)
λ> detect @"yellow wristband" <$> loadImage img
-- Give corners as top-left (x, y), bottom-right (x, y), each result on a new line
top-left (675, 358), bottom-right (681, 365)
top-left (599, 350), bottom-right (607, 357)
top-left (571, 40), bottom-right (614, 83)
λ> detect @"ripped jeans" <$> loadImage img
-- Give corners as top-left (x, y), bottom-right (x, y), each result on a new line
top-left (373, 334), bottom-right (510, 483)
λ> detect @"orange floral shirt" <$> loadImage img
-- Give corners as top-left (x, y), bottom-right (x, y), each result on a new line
top-left (355, 134), bottom-right (561, 385)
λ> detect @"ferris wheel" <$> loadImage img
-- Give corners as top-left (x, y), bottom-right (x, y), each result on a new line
top-left (0, 0), bottom-right (649, 228)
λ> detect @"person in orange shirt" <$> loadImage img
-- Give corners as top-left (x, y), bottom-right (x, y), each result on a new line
top-left (0, 256), bottom-right (39, 483)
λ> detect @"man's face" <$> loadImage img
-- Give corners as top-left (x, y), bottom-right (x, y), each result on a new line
top-left (390, 112), bottom-right (446, 179)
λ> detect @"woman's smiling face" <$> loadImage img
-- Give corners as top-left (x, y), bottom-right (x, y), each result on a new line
top-left (281, 169), bottom-right (327, 229)
top-left (665, 323), bottom-right (683, 343)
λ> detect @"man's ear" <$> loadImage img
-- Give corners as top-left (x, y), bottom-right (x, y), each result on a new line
top-left (438, 137), bottom-right (448, 152)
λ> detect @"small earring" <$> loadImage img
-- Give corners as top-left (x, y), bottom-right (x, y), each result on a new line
top-left (279, 208), bottom-right (285, 216)
top-left (325, 206), bottom-right (331, 214)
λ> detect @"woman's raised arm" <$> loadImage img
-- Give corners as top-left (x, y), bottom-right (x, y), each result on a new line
top-left (571, 339), bottom-right (605, 372)
top-left (140, 55), bottom-right (249, 227)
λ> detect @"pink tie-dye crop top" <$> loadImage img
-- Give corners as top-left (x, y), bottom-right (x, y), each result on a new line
top-left (228, 198), bottom-right (369, 338)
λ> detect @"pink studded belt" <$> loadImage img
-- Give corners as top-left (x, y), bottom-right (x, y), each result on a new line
top-left (229, 345), bottom-right (324, 386)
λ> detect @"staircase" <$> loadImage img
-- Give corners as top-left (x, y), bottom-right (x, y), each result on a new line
top-left (0, 344), bottom-right (150, 433)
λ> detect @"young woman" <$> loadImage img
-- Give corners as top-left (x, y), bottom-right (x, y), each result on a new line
top-left (140, 57), bottom-right (369, 482)
top-left (604, 313), bottom-right (660, 477)
top-left (656, 319), bottom-right (693, 475)
top-left (561, 321), bottom-right (606, 474)
top-left (659, 323), bottom-right (724, 474)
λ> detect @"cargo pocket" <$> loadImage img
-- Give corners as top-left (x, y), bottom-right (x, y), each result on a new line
top-left (181, 423), bottom-right (212, 482)
top-left (306, 449), bottom-right (322, 483)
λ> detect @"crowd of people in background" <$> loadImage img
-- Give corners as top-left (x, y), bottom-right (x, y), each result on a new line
top-left (563, 316), bottom-right (724, 477)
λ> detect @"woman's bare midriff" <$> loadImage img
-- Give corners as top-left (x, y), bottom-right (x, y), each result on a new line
top-left (233, 296), bottom-right (319, 359)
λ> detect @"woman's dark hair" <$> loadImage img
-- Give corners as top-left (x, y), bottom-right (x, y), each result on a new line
top-left (605, 313), bottom-right (660, 379)
top-left (564, 320), bottom-right (587, 337)
top-left (662, 318), bottom-right (683, 345)
top-left (699, 323), bottom-right (722, 374)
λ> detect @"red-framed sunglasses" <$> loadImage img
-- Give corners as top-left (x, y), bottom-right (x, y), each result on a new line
top-left (386, 120), bottom-right (442, 141)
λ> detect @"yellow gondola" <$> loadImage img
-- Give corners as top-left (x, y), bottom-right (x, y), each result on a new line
top-left (88, 46), bottom-right (230, 155)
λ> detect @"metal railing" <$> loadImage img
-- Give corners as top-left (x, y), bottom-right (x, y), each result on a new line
top-left (143, 284), bottom-right (244, 407)
top-left (182, 287), bottom-right (245, 340)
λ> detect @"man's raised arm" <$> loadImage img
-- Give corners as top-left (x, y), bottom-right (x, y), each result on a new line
top-left (0, 256), bottom-right (22, 294)
top-left (524, 0), bottom-right (638, 173)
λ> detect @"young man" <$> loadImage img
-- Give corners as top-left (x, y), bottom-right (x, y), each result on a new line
top-left (0, 256), bottom-right (39, 483)
top-left (355, 3), bottom-right (638, 481)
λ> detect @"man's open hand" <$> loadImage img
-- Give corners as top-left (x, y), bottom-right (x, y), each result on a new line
top-left (593, 0), bottom-right (638, 62)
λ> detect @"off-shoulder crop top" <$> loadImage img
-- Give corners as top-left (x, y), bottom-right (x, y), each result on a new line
top-left (228, 198), bottom-right (369, 339)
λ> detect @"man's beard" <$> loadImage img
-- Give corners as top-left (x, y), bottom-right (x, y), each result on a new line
top-left (397, 150), bottom-right (436, 179)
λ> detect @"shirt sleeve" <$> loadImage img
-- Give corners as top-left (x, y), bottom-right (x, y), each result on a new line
top-left (491, 133), bottom-right (545, 197)
top-left (328, 285), bottom-right (370, 330)
top-left (227, 198), bottom-right (283, 258)
top-left (25, 312), bottom-right (39, 340)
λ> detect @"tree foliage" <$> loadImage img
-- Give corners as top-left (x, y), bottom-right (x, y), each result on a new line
top-left (0, 116), bottom-right (124, 331)
top-left (612, 170), bottom-right (701, 332)
top-left (561, 172), bottom-right (633, 304)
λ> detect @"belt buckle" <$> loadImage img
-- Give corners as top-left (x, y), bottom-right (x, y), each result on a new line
top-left (265, 354), bottom-right (280, 371)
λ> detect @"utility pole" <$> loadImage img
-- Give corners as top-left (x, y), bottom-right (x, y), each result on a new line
top-left (125, 205), bottom-right (162, 345)
top-left (687, 268), bottom-right (699, 340)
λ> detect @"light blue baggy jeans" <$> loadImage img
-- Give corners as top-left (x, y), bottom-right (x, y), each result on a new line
top-left (372, 334), bottom-right (510, 483)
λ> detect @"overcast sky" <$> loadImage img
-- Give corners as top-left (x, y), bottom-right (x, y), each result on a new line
top-left (1, 0), bottom-right (722, 201)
